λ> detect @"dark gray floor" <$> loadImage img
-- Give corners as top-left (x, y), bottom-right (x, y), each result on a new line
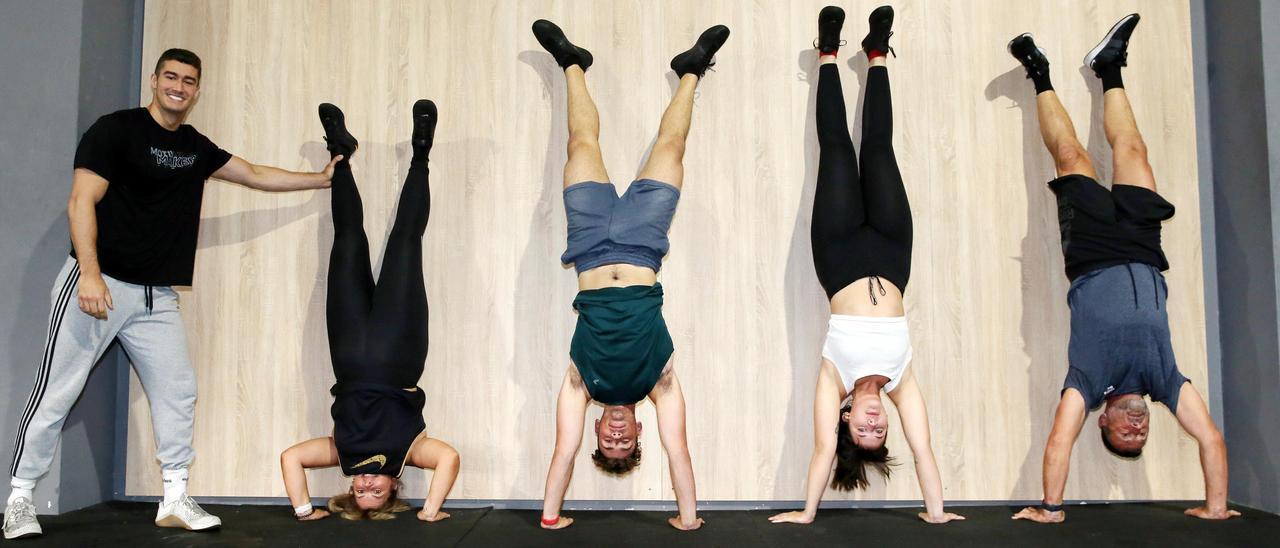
top-left (12, 502), bottom-right (1279, 547)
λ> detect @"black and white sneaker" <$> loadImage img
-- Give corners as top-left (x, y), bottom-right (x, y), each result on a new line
top-left (532, 19), bottom-right (593, 71)
top-left (814, 6), bottom-right (846, 55)
top-left (3, 498), bottom-right (41, 539)
top-left (1084, 13), bottom-right (1140, 75)
top-left (670, 25), bottom-right (731, 78)
top-left (1008, 33), bottom-right (1050, 81)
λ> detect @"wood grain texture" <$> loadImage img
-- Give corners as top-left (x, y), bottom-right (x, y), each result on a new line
top-left (128, 0), bottom-right (1208, 502)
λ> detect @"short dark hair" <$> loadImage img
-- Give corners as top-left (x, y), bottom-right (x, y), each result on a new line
top-left (591, 441), bottom-right (642, 475)
top-left (832, 404), bottom-right (895, 491)
top-left (154, 48), bottom-right (202, 79)
top-left (1100, 426), bottom-right (1143, 459)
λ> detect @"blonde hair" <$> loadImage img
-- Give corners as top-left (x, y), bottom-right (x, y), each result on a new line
top-left (327, 478), bottom-right (410, 521)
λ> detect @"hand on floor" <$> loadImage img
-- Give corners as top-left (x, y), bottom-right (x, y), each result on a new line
top-left (918, 511), bottom-right (965, 524)
top-left (297, 508), bottom-right (329, 521)
top-left (668, 516), bottom-right (704, 531)
top-left (418, 509), bottom-right (450, 522)
top-left (767, 511), bottom-right (813, 524)
top-left (1012, 507), bottom-right (1064, 524)
top-left (1184, 506), bottom-right (1241, 520)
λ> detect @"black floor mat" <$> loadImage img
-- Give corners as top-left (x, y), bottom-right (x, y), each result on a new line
top-left (13, 501), bottom-right (1278, 547)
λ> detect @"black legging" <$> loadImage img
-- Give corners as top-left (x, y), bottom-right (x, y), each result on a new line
top-left (810, 64), bottom-right (912, 301)
top-left (327, 160), bottom-right (431, 387)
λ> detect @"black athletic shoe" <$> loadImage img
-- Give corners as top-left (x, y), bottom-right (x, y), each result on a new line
top-left (1084, 13), bottom-right (1139, 74)
top-left (1008, 33), bottom-right (1050, 81)
top-left (318, 103), bottom-right (357, 159)
top-left (670, 24), bottom-right (731, 78)
top-left (412, 99), bottom-right (437, 154)
top-left (532, 19), bottom-right (593, 71)
top-left (860, 5), bottom-right (895, 57)
top-left (814, 6), bottom-right (846, 54)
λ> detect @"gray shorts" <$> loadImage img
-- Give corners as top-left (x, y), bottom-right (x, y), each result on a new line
top-left (1065, 262), bottom-right (1183, 410)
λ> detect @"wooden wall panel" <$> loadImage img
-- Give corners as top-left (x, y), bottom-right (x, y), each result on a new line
top-left (128, 0), bottom-right (1207, 502)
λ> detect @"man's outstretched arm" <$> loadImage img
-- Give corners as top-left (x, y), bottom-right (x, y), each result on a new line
top-left (213, 155), bottom-right (337, 191)
top-left (1013, 389), bottom-right (1086, 524)
top-left (651, 368), bottom-right (702, 531)
top-left (540, 366), bottom-right (590, 529)
top-left (1173, 383), bottom-right (1240, 520)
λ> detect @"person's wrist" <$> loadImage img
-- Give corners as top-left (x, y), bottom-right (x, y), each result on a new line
top-left (541, 515), bottom-right (559, 526)
top-left (1040, 501), bottom-right (1064, 513)
top-left (294, 503), bottom-right (314, 519)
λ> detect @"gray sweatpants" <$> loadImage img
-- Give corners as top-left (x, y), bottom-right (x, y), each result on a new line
top-left (9, 257), bottom-right (197, 481)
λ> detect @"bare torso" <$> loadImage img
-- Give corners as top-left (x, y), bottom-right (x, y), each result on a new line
top-left (577, 263), bottom-right (658, 290)
top-left (829, 276), bottom-right (905, 316)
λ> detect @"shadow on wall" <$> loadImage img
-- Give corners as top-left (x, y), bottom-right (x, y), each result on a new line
top-left (773, 48), bottom-right (826, 500)
top-left (1216, 194), bottom-right (1280, 507)
top-left (513, 49), bottom-right (576, 491)
top-left (985, 65), bottom-right (1067, 501)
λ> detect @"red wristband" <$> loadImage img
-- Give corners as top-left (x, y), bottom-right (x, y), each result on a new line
top-left (541, 515), bottom-right (560, 526)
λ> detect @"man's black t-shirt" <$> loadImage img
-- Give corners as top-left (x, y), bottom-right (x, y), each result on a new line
top-left (72, 108), bottom-right (232, 286)
top-left (1049, 174), bottom-right (1176, 281)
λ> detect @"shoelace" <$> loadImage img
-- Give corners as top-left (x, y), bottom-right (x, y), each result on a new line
top-left (9, 501), bottom-right (36, 522)
top-left (878, 31), bottom-right (897, 58)
top-left (811, 38), bottom-right (848, 52)
top-left (172, 496), bottom-right (208, 518)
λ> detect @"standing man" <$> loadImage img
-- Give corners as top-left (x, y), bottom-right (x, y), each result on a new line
top-left (1005, 16), bottom-right (1238, 523)
top-left (4, 48), bottom-right (339, 539)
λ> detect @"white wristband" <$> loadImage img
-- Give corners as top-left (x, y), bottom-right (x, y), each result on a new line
top-left (294, 503), bottom-right (313, 517)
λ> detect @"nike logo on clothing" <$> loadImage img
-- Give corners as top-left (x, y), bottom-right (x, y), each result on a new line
top-left (353, 455), bottom-right (386, 469)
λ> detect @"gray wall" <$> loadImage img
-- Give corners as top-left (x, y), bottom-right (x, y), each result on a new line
top-left (1202, 0), bottom-right (1280, 515)
top-left (0, 0), bottom-right (140, 514)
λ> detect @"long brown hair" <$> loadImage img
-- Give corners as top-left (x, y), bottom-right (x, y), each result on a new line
top-left (327, 478), bottom-right (411, 520)
top-left (831, 404), bottom-right (896, 491)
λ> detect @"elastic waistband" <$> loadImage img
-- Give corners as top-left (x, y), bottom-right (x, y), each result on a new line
top-left (829, 314), bottom-right (907, 324)
top-left (827, 314), bottom-right (909, 334)
top-left (575, 282), bottom-right (663, 299)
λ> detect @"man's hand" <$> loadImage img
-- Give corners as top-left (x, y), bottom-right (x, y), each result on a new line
top-left (1184, 505), bottom-right (1241, 520)
top-left (668, 516), bottom-right (704, 531)
top-left (418, 509), bottom-right (451, 522)
top-left (540, 516), bottom-right (573, 530)
top-left (320, 155), bottom-right (344, 185)
top-left (918, 511), bottom-right (966, 524)
top-left (1012, 506), bottom-right (1065, 524)
top-left (767, 510), bottom-right (814, 524)
top-left (78, 273), bottom-right (113, 320)
top-left (297, 508), bottom-right (329, 521)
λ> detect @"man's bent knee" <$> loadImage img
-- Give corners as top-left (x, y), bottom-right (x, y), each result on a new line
top-left (651, 136), bottom-right (687, 163)
top-left (1112, 137), bottom-right (1149, 164)
top-left (1054, 144), bottom-right (1094, 177)
top-left (567, 136), bottom-right (601, 159)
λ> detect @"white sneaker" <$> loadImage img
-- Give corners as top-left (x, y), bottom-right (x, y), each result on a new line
top-left (154, 495), bottom-right (221, 531)
top-left (3, 497), bottom-right (42, 539)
